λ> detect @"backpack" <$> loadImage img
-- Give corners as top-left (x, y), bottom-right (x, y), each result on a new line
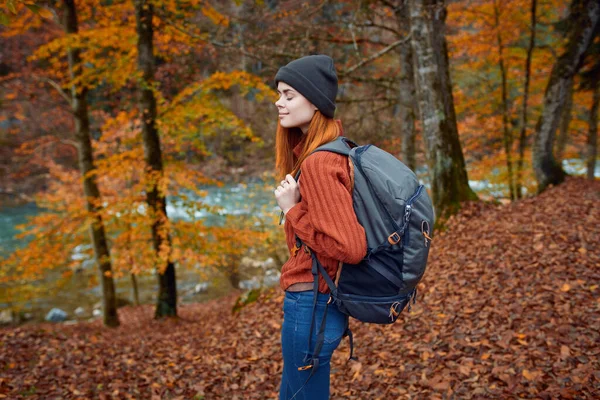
top-left (286, 136), bottom-right (435, 378)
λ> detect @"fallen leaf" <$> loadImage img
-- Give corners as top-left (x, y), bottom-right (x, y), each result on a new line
top-left (350, 361), bottom-right (362, 382)
top-left (522, 369), bottom-right (542, 381)
top-left (560, 345), bottom-right (570, 359)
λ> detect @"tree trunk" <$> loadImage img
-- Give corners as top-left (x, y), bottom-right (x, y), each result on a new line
top-left (134, 0), bottom-right (177, 318)
top-left (533, 0), bottom-right (600, 192)
top-left (126, 222), bottom-right (140, 307)
top-left (493, 0), bottom-right (516, 200)
top-left (516, 0), bottom-right (537, 199)
top-left (555, 78), bottom-right (574, 161)
top-left (228, 268), bottom-right (241, 289)
top-left (63, 0), bottom-right (119, 328)
top-left (587, 79), bottom-right (599, 180)
top-left (408, 0), bottom-right (477, 224)
top-left (131, 273), bottom-right (140, 306)
top-left (396, 2), bottom-right (417, 171)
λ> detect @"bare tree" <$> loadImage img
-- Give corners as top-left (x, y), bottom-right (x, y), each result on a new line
top-left (408, 0), bottom-right (477, 223)
top-left (493, 0), bottom-right (516, 200)
top-left (516, 0), bottom-right (537, 199)
top-left (395, 1), bottom-right (418, 170)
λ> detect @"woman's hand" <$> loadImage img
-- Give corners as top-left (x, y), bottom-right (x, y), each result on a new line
top-left (274, 174), bottom-right (300, 214)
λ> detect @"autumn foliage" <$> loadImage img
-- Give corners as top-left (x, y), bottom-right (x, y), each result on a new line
top-left (0, 0), bottom-right (598, 397)
top-left (1, 177), bottom-right (598, 398)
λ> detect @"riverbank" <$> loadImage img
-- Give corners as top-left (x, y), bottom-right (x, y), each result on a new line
top-left (1, 176), bottom-right (599, 399)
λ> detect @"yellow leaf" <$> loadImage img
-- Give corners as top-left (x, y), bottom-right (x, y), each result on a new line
top-left (39, 7), bottom-right (54, 19)
top-left (481, 353), bottom-right (491, 360)
top-left (561, 283), bottom-right (571, 292)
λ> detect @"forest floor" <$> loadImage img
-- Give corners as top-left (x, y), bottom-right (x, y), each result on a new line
top-left (1, 177), bottom-right (599, 400)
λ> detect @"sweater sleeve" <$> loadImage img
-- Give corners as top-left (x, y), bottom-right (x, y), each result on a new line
top-left (284, 151), bottom-right (367, 264)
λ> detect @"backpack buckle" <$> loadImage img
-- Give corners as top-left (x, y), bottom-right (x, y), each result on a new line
top-left (388, 232), bottom-right (401, 245)
top-left (291, 244), bottom-right (301, 257)
top-left (421, 221), bottom-right (432, 247)
top-left (303, 245), bottom-right (311, 255)
top-left (389, 301), bottom-right (401, 321)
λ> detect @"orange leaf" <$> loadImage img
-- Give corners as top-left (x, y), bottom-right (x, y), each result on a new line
top-left (522, 369), bottom-right (542, 381)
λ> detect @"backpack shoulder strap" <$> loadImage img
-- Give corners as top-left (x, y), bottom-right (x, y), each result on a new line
top-left (281, 137), bottom-right (358, 225)
top-left (293, 137), bottom-right (356, 181)
top-left (312, 136), bottom-right (356, 157)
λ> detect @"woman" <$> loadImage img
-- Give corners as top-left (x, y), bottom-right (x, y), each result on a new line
top-left (273, 55), bottom-right (367, 399)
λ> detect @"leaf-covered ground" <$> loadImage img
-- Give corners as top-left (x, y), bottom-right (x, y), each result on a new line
top-left (1, 177), bottom-right (599, 399)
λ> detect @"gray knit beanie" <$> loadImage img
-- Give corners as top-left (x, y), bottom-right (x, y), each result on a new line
top-left (274, 55), bottom-right (338, 118)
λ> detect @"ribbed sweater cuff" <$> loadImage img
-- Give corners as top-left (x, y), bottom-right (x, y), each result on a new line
top-left (284, 202), bottom-right (303, 230)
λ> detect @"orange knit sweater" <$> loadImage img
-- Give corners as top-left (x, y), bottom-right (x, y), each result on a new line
top-left (280, 134), bottom-right (367, 293)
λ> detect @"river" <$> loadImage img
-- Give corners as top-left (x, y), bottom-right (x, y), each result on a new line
top-left (1, 160), bottom-right (597, 324)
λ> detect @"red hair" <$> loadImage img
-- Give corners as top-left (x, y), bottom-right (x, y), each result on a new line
top-left (275, 112), bottom-right (343, 179)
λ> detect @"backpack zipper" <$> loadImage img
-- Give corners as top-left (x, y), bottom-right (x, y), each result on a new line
top-left (403, 185), bottom-right (424, 246)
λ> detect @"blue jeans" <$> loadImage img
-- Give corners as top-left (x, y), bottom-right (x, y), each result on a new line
top-left (279, 291), bottom-right (348, 400)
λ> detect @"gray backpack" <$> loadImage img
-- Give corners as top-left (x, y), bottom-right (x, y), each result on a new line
top-left (290, 136), bottom-right (435, 375)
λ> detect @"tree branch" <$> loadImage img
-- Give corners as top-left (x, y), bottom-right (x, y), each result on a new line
top-left (31, 74), bottom-right (72, 105)
top-left (354, 21), bottom-right (402, 36)
top-left (337, 97), bottom-right (398, 104)
top-left (341, 35), bottom-right (411, 76)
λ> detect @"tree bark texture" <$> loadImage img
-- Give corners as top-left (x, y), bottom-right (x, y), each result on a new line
top-left (63, 0), bottom-right (119, 328)
top-left (408, 0), bottom-right (477, 223)
top-left (555, 79), bottom-right (574, 161)
top-left (587, 79), bottom-right (599, 180)
top-left (396, 2), bottom-right (418, 171)
top-left (516, 0), bottom-right (537, 199)
top-left (131, 273), bottom-right (140, 307)
top-left (533, 0), bottom-right (600, 192)
top-left (134, 0), bottom-right (177, 318)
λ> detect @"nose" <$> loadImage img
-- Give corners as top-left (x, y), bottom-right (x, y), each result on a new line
top-left (275, 96), bottom-right (284, 109)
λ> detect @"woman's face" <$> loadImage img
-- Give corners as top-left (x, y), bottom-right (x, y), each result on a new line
top-left (275, 82), bottom-right (317, 133)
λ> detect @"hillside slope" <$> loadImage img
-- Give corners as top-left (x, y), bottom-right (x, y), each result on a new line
top-left (1, 177), bottom-right (599, 399)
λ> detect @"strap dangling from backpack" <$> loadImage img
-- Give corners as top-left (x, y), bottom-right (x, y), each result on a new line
top-left (297, 248), bottom-right (321, 373)
top-left (343, 317), bottom-right (357, 362)
top-left (297, 248), bottom-right (338, 372)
